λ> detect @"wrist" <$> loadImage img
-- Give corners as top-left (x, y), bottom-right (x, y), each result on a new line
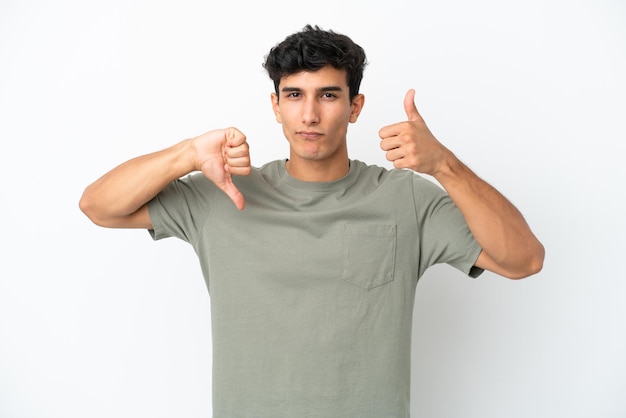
top-left (167, 138), bottom-right (199, 175)
top-left (431, 150), bottom-right (463, 182)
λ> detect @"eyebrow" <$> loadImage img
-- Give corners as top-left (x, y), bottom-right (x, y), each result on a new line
top-left (280, 86), bottom-right (344, 94)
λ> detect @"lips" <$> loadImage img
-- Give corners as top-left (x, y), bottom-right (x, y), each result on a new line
top-left (297, 131), bottom-right (323, 140)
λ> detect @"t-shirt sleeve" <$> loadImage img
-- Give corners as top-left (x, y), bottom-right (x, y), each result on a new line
top-left (147, 173), bottom-right (217, 244)
top-left (412, 175), bottom-right (484, 279)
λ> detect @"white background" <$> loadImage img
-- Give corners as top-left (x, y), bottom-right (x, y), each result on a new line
top-left (1, 0), bottom-right (625, 417)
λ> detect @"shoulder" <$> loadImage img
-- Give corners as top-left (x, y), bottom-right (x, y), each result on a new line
top-left (351, 160), bottom-right (394, 184)
top-left (231, 160), bottom-right (283, 193)
top-left (353, 160), bottom-right (437, 189)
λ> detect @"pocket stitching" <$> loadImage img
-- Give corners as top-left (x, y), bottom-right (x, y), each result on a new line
top-left (342, 224), bottom-right (397, 290)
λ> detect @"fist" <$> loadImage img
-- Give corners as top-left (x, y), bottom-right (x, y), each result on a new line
top-left (192, 127), bottom-right (251, 210)
top-left (379, 89), bottom-right (450, 175)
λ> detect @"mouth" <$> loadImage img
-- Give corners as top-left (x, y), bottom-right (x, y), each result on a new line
top-left (297, 131), bottom-right (323, 140)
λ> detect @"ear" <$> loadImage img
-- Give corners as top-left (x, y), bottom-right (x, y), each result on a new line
top-left (271, 93), bottom-right (282, 123)
top-left (349, 94), bottom-right (365, 123)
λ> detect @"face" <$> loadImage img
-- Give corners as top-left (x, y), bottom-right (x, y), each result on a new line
top-left (271, 65), bottom-right (364, 173)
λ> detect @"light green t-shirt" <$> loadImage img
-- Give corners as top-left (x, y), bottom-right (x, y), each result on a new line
top-left (148, 159), bottom-right (482, 418)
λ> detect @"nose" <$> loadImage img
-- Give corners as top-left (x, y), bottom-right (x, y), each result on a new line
top-left (301, 97), bottom-right (320, 125)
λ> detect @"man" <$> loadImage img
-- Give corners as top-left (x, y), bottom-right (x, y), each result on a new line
top-left (80, 25), bottom-right (544, 417)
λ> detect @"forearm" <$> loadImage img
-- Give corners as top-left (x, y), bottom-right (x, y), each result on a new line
top-left (433, 155), bottom-right (544, 279)
top-left (79, 139), bottom-right (196, 227)
top-left (378, 90), bottom-right (544, 278)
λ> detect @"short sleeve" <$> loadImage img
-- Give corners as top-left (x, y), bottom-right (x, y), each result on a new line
top-left (147, 173), bottom-right (217, 244)
top-left (412, 175), bottom-right (483, 278)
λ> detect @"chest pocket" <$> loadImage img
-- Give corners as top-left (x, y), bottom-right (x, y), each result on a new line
top-left (342, 224), bottom-right (397, 290)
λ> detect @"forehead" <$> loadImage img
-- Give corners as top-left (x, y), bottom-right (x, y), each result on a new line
top-left (279, 65), bottom-right (349, 90)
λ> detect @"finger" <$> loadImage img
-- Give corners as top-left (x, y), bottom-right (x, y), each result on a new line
top-left (384, 147), bottom-right (405, 163)
top-left (404, 89), bottom-right (422, 122)
top-left (225, 142), bottom-right (250, 159)
top-left (225, 144), bottom-right (251, 176)
top-left (225, 186), bottom-right (246, 211)
top-left (378, 122), bottom-right (404, 140)
top-left (226, 160), bottom-right (252, 176)
top-left (380, 136), bottom-right (402, 152)
top-left (218, 177), bottom-right (246, 210)
top-left (225, 127), bottom-right (247, 147)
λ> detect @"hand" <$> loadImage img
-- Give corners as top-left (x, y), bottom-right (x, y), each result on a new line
top-left (379, 89), bottom-right (452, 176)
top-left (192, 127), bottom-right (251, 210)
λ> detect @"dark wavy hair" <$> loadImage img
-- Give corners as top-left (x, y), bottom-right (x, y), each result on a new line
top-left (263, 25), bottom-right (368, 101)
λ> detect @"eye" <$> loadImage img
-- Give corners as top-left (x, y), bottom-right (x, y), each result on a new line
top-left (322, 93), bottom-right (337, 99)
top-left (287, 92), bottom-right (301, 98)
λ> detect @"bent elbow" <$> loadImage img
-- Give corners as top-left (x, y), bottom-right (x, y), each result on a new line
top-left (508, 243), bottom-right (545, 280)
top-left (531, 245), bottom-right (545, 275)
top-left (78, 192), bottom-right (98, 225)
top-left (78, 190), bottom-right (108, 227)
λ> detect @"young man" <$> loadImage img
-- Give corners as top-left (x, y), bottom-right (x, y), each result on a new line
top-left (80, 25), bottom-right (544, 417)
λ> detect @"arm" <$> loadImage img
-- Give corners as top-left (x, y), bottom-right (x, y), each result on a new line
top-left (79, 128), bottom-right (251, 229)
top-left (379, 90), bottom-right (544, 279)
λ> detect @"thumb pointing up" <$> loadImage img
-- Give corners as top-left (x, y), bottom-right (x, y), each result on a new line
top-left (404, 89), bottom-right (422, 122)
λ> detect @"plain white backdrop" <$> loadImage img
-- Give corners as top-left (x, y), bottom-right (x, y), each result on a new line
top-left (1, 0), bottom-right (625, 417)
